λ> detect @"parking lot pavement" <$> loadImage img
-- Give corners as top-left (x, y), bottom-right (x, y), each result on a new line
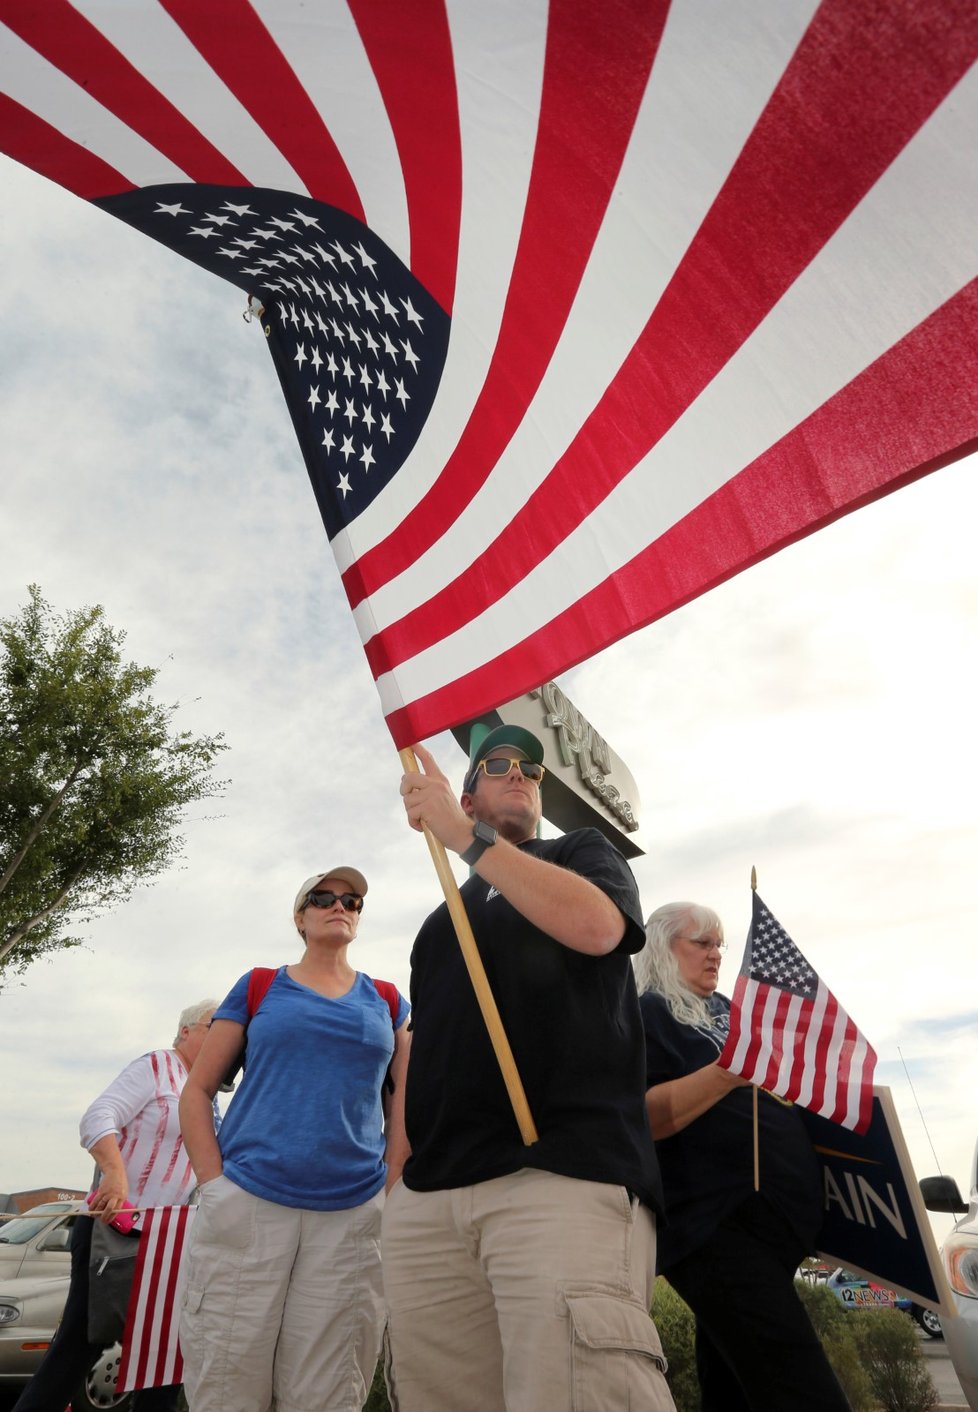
top-left (921, 1328), bottom-right (972, 1410)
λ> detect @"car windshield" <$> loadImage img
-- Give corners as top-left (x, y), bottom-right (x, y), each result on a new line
top-left (0, 1204), bottom-right (76, 1245)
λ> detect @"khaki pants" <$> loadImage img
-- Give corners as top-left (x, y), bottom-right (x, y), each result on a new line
top-left (180, 1175), bottom-right (385, 1412)
top-left (381, 1168), bottom-right (675, 1412)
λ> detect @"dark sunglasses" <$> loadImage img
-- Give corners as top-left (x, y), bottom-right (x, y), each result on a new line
top-left (475, 756), bottom-right (545, 783)
top-left (304, 890), bottom-right (364, 913)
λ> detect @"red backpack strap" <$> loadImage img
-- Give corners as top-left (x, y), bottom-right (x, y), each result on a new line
top-left (246, 967), bottom-right (278, 1018)
top-left (222, 968), bottom-right (278, 1090)
top-left (371, 978), bottom-right (400, 1027)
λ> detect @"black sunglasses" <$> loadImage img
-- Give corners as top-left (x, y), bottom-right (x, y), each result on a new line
top-left (304, 890), bottom-right (364, 913)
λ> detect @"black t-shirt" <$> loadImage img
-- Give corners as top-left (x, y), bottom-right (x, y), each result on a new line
top-left (403, 829), bottom-right (664, 1214)
top-left (641, 990), bottom-right (822, 1270)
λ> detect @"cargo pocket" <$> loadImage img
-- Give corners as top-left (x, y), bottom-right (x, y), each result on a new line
top-left (193, 1173), bottom-right (255, 1250)
top-left (564, 1288), bottom-right (671, 1411)
top-left (179, 1284), bottom-right (205, 1364)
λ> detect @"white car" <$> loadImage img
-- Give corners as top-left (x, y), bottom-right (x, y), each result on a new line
top-left (0, 1204), bottom-right (132, 1410)
top-left (921, 1137), bottom-right (978, 1412)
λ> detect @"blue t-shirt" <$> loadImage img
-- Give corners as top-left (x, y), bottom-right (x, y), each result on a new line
top-left (215, 967), bottom-right (409, 1211)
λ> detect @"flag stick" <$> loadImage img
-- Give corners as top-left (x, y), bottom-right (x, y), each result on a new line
top-left (751, 863), bottom-right (759, 1188)
top-left (399, 747), bottom-right (539, 1145)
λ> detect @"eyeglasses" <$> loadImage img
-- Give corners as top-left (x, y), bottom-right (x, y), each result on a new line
top-left (677, 935), bottom-right (726, 952)
top-left (304, 890), bottom-right (364, 913)
top-left (474, 757), bottom-right (546, 783)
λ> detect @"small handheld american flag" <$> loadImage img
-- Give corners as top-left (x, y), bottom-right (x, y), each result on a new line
top-left (717, 890), bottom-right (877, 1134)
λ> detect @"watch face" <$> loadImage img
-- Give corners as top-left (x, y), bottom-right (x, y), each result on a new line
top-left (461, 819), bottom-right (497, 863)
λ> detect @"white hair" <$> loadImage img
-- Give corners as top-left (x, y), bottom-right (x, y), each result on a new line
top-left (174, 999), bottom-right (219, 1045)
top-left (632, 902), bottom-right (724, 1027)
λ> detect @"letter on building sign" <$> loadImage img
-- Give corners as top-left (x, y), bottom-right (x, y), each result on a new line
top-left (534, 683), bottom-right (638, 831)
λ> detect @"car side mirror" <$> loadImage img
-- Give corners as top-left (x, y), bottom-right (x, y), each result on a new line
top-left (920, 1175), bottom-right (969, 1215)
top-left (36, 1227), bottom-right (72, 1252)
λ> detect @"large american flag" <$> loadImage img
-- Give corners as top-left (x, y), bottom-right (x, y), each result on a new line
top-left (717, 891), bottom-right (877, 1134)
top-left (2, 2), bottom-right (977, 745)
top-left (117, 1205), bottom-right (195, 1393)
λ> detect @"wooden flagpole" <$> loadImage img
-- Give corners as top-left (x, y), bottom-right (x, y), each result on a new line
top-left (399, 747), bottom-right (539, 1145)
top-left (751, 864), bottom-right (760, 1190)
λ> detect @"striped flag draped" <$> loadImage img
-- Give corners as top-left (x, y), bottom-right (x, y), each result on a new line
top-left (717, 891), bottom-right (877, 1134)
top-left (2, 2), bottom-right (977, 744)
top-left (117, 1205), bottom-right (196, 1393)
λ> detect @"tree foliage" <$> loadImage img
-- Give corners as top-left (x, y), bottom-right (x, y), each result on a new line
top-left (651, 1277), bottom-right (701, 1412)
top-left (0, 585), bottom-right (227, 984)
top-left (848, 1308), bottom-right (938, 1412)
top-left (795, 1280), bottom-right (876, 1411)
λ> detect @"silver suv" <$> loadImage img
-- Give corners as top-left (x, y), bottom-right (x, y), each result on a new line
top-left (921, 1138), bottom-right (978, 1412)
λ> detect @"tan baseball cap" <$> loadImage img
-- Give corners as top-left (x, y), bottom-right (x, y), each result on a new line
top-left (293, 867), bottom-right (368, 914)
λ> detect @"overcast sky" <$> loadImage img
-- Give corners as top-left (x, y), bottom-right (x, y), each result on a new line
top-left (1, 157), bottom-right (975, 1249)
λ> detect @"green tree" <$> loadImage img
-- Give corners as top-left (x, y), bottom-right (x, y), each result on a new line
top-left (0, 585), bottom-right (227, 983)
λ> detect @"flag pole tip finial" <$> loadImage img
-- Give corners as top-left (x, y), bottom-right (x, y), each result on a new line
top-left (751, 866), bottom-right (757, 891)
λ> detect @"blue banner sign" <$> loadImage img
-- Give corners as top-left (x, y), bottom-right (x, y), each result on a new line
top-left (799, 1086), bottom-right (951, 1315)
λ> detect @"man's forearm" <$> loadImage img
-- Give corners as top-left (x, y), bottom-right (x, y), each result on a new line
top-left (472, 837), bottom-right (625, 955)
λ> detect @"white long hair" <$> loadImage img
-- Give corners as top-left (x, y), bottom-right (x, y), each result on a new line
top-left (632, 902), bottom-right (724, 1028)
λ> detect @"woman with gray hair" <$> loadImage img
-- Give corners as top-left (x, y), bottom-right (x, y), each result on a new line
top-left (637, 902), bottom-right (850, 1412)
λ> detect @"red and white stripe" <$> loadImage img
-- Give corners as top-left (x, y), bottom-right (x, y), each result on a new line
top-left (2, 1), bottom-right (977, 744)
top-left (117, 1205), bottom-right (196, 1393)
top-left (80, 1050), bottom-right (195, 1208)
top-left (721, 974), bottom-right (877, 1133)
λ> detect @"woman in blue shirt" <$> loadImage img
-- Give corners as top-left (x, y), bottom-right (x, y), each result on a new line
top-left (179, 866), bottom-right (410, 1412)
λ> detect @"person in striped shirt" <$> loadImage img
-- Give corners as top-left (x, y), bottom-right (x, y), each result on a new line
top-left (12, 998), bottom-right (217, 1412)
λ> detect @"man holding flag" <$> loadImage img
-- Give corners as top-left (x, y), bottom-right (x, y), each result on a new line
top-left (384, 727), bottom-right (674, 1412)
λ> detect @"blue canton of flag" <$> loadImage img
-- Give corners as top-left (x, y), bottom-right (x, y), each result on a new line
top-left (98, 185), bottom-right (451, 541)
top-left (746, 902), bottom-right (819, 998)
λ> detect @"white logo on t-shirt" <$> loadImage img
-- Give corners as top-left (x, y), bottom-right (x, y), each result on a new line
top-left (486, 886), bottom-right (500, 902)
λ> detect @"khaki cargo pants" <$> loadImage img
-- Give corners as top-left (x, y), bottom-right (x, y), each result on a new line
top-left (381, 1168), bottom-right (674, 1412)
top-left (180, 1175), bottom-right (385, 1412)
